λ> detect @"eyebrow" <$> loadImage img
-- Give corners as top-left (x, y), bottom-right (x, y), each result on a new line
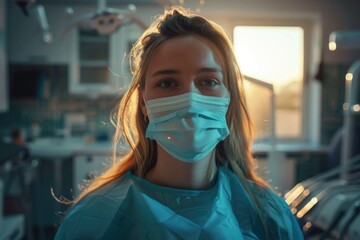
top-left (151, 69), bottom-right (180, 77)
top-left (151, 67), bottom-right (222, 77)
top-left (198, 67), bottom-right (222, 74)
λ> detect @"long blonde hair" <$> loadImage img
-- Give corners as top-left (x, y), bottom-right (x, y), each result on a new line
top-left (75, 6), bottom-right (279, 239)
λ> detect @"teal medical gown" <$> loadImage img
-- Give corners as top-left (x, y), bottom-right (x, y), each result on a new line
top-left (55, 167), bottom-right (304, 239)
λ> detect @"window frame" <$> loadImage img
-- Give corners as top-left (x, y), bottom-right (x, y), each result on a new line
top-left (226, 13), bottom-right (322, 144)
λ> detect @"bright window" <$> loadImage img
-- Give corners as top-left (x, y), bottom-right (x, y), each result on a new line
top-left (234, 26), bottom-right (304, 139)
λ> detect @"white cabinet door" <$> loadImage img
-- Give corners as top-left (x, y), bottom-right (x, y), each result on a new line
top-left (73, 155), bottom-right (108, 197)
top-left (68, 28), bottom-right (125, 96)
top-left (68, 24), bottom-right (143, 96)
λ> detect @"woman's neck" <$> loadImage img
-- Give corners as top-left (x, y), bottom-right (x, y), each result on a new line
top-left (144, 146), bottom-right (218, 190)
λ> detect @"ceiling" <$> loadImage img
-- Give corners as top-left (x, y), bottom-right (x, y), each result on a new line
top-left (36, 0), bottom-right (159, 5)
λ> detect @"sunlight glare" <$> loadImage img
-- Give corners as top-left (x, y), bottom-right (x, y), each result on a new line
top-left (234, 26), bottom-right (304, 92)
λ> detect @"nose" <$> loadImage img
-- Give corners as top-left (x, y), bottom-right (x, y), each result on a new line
top-left (181, 80), bottom-right (201, 95)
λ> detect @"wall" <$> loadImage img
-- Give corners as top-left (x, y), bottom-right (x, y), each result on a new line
top-left (202, 0), bottom-right (360, 62)
top-left (0, 0), bottom-right (7, 112)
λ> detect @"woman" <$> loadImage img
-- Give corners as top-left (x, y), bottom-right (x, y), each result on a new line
top-left (56, 6), bottom-right (303, 240)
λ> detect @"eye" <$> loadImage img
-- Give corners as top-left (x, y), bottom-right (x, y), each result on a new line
top-left (157, 79), bottom-right (178, 89)
top-left (198, 78), bottom-right (220, 88)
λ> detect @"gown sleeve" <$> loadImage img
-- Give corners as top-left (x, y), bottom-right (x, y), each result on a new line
top-left (264, 190), bottom-right (305, 240)
top-left (278, 196), bottom-right (304, 240)
top-left (224, 167), bottom-right (304, 240)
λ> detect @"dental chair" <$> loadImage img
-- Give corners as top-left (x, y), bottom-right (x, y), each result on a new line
top-left (285, 155), bottom-right (360, 239)
top-left (0, 141), bottom-right (40, 240)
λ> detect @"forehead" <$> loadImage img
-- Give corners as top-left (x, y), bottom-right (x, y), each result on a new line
top-left (146, 35), bottom-right (223, 72)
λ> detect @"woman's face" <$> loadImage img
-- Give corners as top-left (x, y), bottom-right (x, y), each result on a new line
top-left (141, 35), bottom-right (229, 106)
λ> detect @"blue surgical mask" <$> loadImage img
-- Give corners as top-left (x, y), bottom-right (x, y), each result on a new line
top-left (145, 92), bottom-right (230, 162)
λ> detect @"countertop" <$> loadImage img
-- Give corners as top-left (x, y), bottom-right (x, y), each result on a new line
top-left (27, 137), bottom-right (121, 159)
top-left (27, 137), bottom-right (328, 160)
top-left (251, 142), bottom-right (328, 154)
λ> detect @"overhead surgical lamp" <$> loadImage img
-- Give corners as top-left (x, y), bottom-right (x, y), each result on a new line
top-left (62, 0), bottom-right (147, 37)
